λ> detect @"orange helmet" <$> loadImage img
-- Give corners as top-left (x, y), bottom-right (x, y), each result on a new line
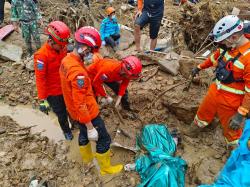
top-left (106, 7), bottom-right (115, 16)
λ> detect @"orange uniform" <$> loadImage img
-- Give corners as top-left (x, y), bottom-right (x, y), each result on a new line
top-left (34, 42), bottom-right (67, 99)
top-left (195, 42), bottom-right (250, 144)
top-left (59, 52), bottom-right (99, 124)
top-left (87, 58), bottom-right (130, 97)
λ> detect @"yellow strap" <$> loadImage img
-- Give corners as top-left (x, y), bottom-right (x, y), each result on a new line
top-left (225, 137), bottom-right (239, 146)
top-left (224, 52), bottom-right (244, 69)
top-left (243, 49), bottom-right (250, 56)
top-left (216, 80), bottom-right (245, 95)
top-left (245, 86), bottom-right (250, 93)
top-left (210, 54), bottom-right (217, 66)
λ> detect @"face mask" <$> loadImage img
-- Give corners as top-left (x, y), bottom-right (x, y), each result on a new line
top-left (84, 53), bottom-right (93, 62)
top-left (226, 34), bottom-right (244, 48)
top-left (112, 15), bottom-right (116, 19)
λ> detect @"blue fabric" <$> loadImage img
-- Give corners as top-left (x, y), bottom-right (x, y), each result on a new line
top-left (199, 119), bottom-right (250, 187)
top-left (100, 17), bottom-right (120, 41)
top-left (135, 124), bottom-right (187, 187)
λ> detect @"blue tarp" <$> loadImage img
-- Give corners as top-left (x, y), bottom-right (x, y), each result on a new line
top-left (199, 119), bottom-right (250, 187)
top-left (135, 124), bottom-right (187, 187)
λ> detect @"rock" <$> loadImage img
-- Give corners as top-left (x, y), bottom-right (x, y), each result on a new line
top-left (156, 38), bottom-right (169, 49)
top-left (158, 53), bottom-right (180, 76)
top-left (180, 50), bottom-right (194, 58)
top-left (8, 93), bottom-right (18, 101)
top-left (23, 56), bottom-right (34, 71)
top-left (119, 30), bottom-right (134, 50)
top-left (156, 76), bottom-right (163, 81)
top-left (129, 177), bottom-right (136, 186)
top-left (179, 58), bottom-right (203, 78)
top-left (12, 62), bottom-right (23, 69)
top-left (121, 5), bottom-right (128, 11)
top-left (0, 41), bottom-right (23, 62)
top-left (167, 79), bottom-right (174, 85)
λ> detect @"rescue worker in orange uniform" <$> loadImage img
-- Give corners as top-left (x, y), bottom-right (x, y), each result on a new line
top-left (34, 21), bottom-right (73, 140)
top-left (190, 15), bottom-right (250, 146)
top-left (87, 56), bottom-right (142, 110)
top-left (59, 26), bottom-right (123, 175)
top-left (67, 27), bottom-right (103, 64)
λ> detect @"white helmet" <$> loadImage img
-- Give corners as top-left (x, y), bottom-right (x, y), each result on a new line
top-left (212, 15), bottom-right (243, 42)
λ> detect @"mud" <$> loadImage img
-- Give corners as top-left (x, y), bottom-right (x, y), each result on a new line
top-left (1, 0), bottom-right (249, 186)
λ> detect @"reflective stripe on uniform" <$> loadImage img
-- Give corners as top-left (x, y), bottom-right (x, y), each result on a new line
top-left (243, 49), bottom-right (250, 56)
top-left (210, 54), bottom-right (217, 65)
top-left (194, 115), bottom-right (208, 128)
top-left (216, 79), bottom-right (245, 95)
top-left (224, 52), bottom-right (244, 69)
top-left (245, 86), bottom-right (250, 93)
top-left (225, 137), bottom-right (239, 146)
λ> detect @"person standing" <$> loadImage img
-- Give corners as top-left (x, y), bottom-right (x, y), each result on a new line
top-left (134, 0), bottom-right (164, 51)
top-left (59, 26), bottom-right (123, 175)
top-left (11, 0), bottom-right (42, 56)
top-left (188, 15), bottom-right (250, 147)
top-left (34, 21), bottom-right (73, 140)
top-left (0, 0), bottom-right (11, 27)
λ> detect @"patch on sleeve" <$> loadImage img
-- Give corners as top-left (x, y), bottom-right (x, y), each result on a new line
top-left (37, 59), bottom-right (44, 70)
top-left (77, 75), bottom-right (85, 89)
top-left (100, 74), bottom-right (108, 81)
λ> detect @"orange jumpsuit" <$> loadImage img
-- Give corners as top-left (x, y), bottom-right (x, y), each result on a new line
top-left (59, 52), bottom-right (99, 123)
top-left (87, 58), bottom-right (130, 97)
top-left (194, 42), bottom-right (250, 144)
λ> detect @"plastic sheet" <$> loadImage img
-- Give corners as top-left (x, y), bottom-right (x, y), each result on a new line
top-left (135, 124), bottom-right (187, 187)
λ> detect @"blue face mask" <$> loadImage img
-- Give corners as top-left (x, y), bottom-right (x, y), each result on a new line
top-left (112, 15), bottom-right (116, 19)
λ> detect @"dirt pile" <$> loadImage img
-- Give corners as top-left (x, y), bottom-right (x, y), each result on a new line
top-left (0, 116), bottom-right (93, 187)
top-left (0, 63), bottom-right (37, 106)
top-left (178, 1), bottom-right (223, 53)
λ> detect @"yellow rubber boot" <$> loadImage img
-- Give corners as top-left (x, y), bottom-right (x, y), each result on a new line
top-left (79, 143), bottom-right (94, 164)
top-left (95, 149), bottom-right (123, 175)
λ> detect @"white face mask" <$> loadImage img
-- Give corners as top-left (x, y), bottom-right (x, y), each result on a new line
top-left (226, 34), bottom-right (244, 48)
top-left (111, 15), bottom-right (116, 19)
top-left (84, 53), bottom-right (93, 62)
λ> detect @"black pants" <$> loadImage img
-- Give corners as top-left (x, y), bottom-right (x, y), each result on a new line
top-left (105, 82), bottom-right (130, 110)
top-left (0, 0), bottom-right (12, 23)
top-left (78, 115), bottom-right (111, 153)
top-left (104, 33), bottom-right (121, 48)
top-left (0, 1), bottom-right (5, 23)
top-left (47, 95), bottom-right (71, 134)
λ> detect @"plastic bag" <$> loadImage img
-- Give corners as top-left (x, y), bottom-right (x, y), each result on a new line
top-left (135, 124), bottom-right (187, 187)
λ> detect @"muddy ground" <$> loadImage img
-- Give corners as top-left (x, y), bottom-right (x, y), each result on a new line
top-left (0, 0), bottom-right (250, 186)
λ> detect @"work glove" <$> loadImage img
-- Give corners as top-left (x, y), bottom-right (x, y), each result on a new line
top-left (100, 96), bottom-right (113, 106)
top-left (87, 127), bottom-right (98, 141)
top-left (191, 67), bottom-right (201, 77)
top-left (229, 112), bottom-right (245, 130)
top-left (39, 100), bottom-right (50, 114)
